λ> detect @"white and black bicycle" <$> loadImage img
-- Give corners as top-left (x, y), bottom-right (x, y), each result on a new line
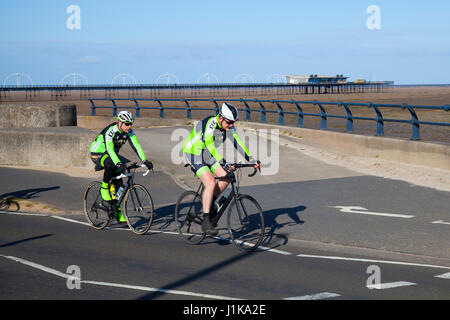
top-left (84, 162), bottom-right (154, 235)
top-left (175, 163), bottom-right (264, 252)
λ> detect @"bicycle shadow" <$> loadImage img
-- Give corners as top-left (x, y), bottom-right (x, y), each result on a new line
top-left (0, 186), bottom-right (61, 201)
top-left (261, 205), bottom-right (306, 248)
top-left (146, 201), bottom-right (307, 252)
top-left (149, 203), bottom-right (177, 232)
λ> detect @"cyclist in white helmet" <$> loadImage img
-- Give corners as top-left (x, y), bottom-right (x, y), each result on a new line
top-left (182, 102), bottom-right (261, 235)
top-left (89, 111), bottom-right (153, 222)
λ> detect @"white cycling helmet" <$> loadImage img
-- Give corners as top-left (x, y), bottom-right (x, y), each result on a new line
top-left (117, 111), bottom-right (134, 123)
top-left (220, 102), bottom-right (239, 121)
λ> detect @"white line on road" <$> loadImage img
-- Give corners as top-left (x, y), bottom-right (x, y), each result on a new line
top-left (3, 210), bottom-right (294, 256)
top-left (0, 254), bottom-right (241, 300)
top-left (297, 254), bottom-right (450, 270)
top-left (366, 281), bottom-right (416, 290)
top-left (0, 254), bottom-right (72, 279)
top-left (1, 211), bottom-right (48, 217)
top-left (82, 280), bottom-right (242, 300)
top-left (431, 220), bottom-right (450, 225)
top-left (51, 215), bottom-right (91, 226)
top-left (284, 292), bottom-right (340, 300)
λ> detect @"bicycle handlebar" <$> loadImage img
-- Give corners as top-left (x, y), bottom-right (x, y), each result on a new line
top-left (184, 162), bottom-right (260, 177)
top-left (112, 163), bottom-right (150, 180)
top-left (231, 163), bottom-right (259, 177)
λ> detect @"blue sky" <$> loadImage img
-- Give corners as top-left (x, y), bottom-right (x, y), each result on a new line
top-left (1, 0), bottom-right (449, 85)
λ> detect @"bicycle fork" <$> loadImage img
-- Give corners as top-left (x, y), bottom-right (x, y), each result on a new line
top-left (127, 186), bottom-right (144, 211)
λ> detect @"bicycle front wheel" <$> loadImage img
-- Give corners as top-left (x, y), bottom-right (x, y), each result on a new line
top-left (227, 194), bottom-right (265, 252)
top-left (84, 181), bottom-right (110, 230)
top-left (174, 190), bottom-right (205, 245)
top-left (123, 184), bottom-right (154, 235)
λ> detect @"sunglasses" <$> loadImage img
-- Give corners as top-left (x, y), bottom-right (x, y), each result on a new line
top-left (122, 122), bottom-right (133, 126)
top-left (223, 119), bottom-right (235, 125)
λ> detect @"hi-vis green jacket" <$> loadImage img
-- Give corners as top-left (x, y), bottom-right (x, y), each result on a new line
top-left (182, 115), bottom-right (252, 163)
top-left (89, 122), bottom-right (147, 165)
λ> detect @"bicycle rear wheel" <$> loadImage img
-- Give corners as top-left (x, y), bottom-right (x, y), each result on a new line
top-left (227, 194), bottom-right (264, 252)
top-left (174, 190), bottom-right (205, 245)
top-left (84, 181), bottom-right (111, 230)
top-left (123, 184), bottom-right (154, 235)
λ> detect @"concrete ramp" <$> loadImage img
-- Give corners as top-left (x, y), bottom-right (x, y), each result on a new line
top-left (123, 126), bottom-right (363, 190)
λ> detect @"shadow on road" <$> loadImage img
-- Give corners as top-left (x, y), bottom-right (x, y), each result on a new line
top-left (149, 202), bottom-right (307, 251)
top-left (0, 186), bottom-right (60, 201)
top-left (0, 234), bottom-right (53, 249)
top-left (151, 204), bottom-right (176, 231)
top-left (137, 251), bottom-right (255, 300)
top-left (262, 205), bottom-right (306, 248)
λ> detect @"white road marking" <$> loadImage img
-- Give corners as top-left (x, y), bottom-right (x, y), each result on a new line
top-left (3, 211), bottom-right (294, 256)
top-left (431, 220), bottom-right (450, 225)
top-left (284, 292), bottom-right (340, 300)
top-left (0, 254), bottom-right (241, 300)
top-left (51, 216), bottom-right (91, 226)
top-left (366, 281), bottom-right (416, 290)
top-left (330, 206), bottom-right (415, 219)
top-left (0, 254), bottom-right (73, 280)
top-left (435, 272), bottom-right (450, 279)
top-left (297, 254), bottom-right (450, 270)
top-left (257, 245), bottom-right (292, 255)
top-left (82, 280), bottom-right (242, 300)
top-left (223, 238), bottom-right (292, 255)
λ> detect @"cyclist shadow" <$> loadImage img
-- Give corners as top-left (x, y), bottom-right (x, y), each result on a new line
top-left (0, 186), bottom-right (60, 201)
top-left (262, 205), bottom-right (307, 248)
top-left (147, 202), bottom-right (307, 252)
top-left (150, 204), bottom-right (177, 232)
top-left (206, 206), bottom-right (306, 249)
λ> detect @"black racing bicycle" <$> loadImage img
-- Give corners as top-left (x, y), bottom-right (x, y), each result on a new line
top-left (174, 163), bottom-right (264, 252)
top-left (84, 162), bottom-right (154, 235)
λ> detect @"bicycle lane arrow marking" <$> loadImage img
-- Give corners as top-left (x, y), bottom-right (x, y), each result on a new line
top-left (330, 206), bottom-right (415, 219)
top-left (366, 281), bottom-right (416, 290)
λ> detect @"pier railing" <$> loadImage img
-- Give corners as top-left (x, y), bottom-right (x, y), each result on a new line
top-left (88, 97), bottom-right (449, 141)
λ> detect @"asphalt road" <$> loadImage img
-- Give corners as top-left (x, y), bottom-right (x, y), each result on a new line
top-left (1, 211), bottom-right (449, 301)
top-left (1, 127), bottom-right (449, 303)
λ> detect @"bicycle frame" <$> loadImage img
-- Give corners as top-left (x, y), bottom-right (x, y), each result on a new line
top-left (195, 164), bottom-right (256, 227)
top-left (110, 163), bottom-right (149, 215)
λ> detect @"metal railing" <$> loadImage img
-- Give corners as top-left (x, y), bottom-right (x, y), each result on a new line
top-left (88, 97), bottom-right (450, 141)
top-left (0, 81), bottom-right (393, 101)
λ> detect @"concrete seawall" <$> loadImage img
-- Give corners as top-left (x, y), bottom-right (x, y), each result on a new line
top-left (237, 122), bottom-right (450, 171)
top-left (0, 103), bottom-right (77, 128)
top-left (0, 104), bottom-right (94, 169)
top-left (77, 115), bottom-right (193, 130)
top-left (0, 127), bottom-right (96, 169)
